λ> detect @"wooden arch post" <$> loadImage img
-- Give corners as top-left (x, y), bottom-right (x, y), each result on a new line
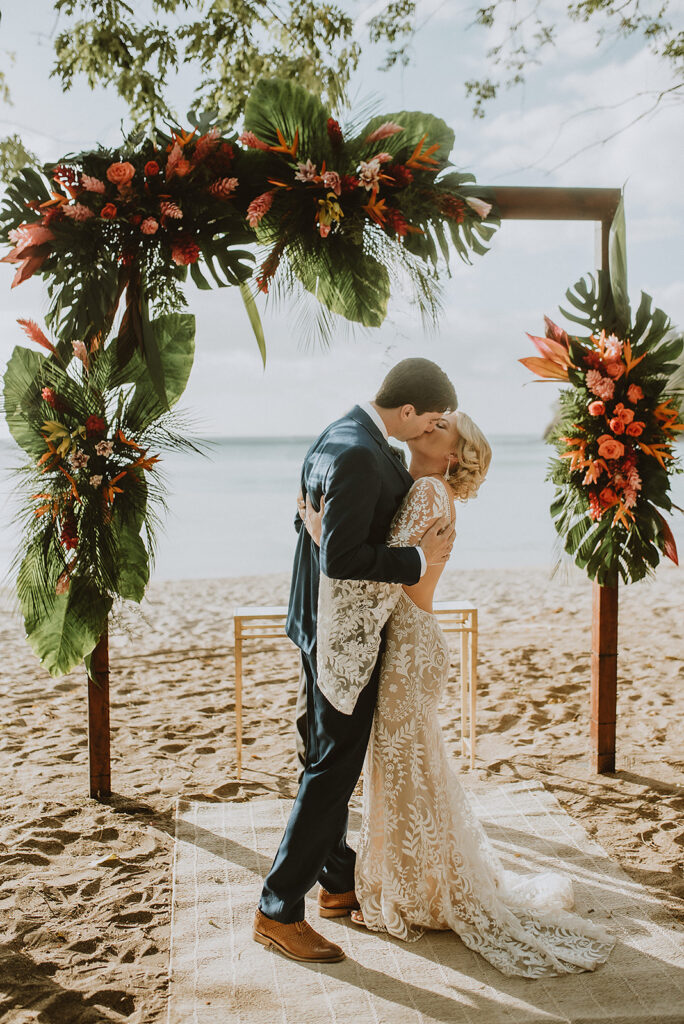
top-left (487, 186), bottom-right (622, 774)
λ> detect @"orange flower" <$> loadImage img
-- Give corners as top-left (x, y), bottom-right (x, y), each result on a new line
top-left (101, 203), bottom-right (118, 220)
top-left (597, 435), bottom-right (625, 460)
top-left (406, 133), bottom-right (440, 169)
top-left (106, 162), bottom-right (135, 185)
top-left (582, 458), bottom-right (607, 485)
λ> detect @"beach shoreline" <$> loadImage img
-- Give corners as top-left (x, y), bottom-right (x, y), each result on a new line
top-left (1, 565), bottom-right (683, 1023)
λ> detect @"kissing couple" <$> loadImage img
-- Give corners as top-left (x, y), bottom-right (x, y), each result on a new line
top-left (253, 358), bottom-right (614, 977)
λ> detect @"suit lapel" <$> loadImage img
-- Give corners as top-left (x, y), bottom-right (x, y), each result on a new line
top-left (347, 406), bottom-right (414, 489)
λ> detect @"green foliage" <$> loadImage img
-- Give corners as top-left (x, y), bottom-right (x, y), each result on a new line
top-left (0, 135), bottom-right (39, 185)
top-left (23, 575), bottom-right (113, 678)
top-left (3, 347), bottom-right (49, 457)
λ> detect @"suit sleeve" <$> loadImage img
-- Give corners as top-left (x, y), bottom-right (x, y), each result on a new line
top-left (318, 444), bottom-right (421, 585)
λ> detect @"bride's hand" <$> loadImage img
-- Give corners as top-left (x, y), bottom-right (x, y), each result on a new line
top-left (304, 494), bottom-right (325, 546)
top-left (296, 487), bottom-right (306, 523)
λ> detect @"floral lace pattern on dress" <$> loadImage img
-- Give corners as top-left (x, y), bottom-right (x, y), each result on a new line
top-left (354, 481), bottom-right (615, 978)
top-left (316, 477), bottom-right (448, 715)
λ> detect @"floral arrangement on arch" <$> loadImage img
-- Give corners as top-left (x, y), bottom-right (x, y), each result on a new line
top-left (521, 271), bottom-right (683, 585)
top-left (238, 77), bottom-right (498, 334)
top-left (3, 313), bottom-right (199, 676)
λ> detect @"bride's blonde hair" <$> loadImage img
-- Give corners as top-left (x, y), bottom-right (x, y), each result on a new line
top-left (446, 412), bottom-right (492, 502)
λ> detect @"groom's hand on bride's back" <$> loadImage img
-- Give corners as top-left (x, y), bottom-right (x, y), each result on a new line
top-left (304, 493), bottom-right (324, 546)
top-left (419, 517), bottom-right (456, 565)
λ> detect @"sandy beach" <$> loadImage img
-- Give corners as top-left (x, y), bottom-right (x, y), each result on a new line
top-left (1, 564), bottom-right (683, 1024)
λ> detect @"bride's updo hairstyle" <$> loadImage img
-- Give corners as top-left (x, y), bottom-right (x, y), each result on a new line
top-left (447, 412), bottom-right (492, 501)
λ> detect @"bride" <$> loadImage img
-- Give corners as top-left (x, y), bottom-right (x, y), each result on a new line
top-left (305, 410), bottom-right (615, 978)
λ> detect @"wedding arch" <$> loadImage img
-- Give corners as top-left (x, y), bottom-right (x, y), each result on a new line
top-left (1, 78), bottom-right (680, 797)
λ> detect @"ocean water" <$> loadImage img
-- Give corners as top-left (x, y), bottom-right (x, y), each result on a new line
top-left (1, 436), bottom-right (682, 581)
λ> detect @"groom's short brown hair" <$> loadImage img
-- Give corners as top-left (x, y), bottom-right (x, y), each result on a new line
top-left (375, 358), bottom-right (457, 414)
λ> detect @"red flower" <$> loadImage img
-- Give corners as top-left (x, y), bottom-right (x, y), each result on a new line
top-left (386, 163), bottom-right (413, 188)
top-left (341, 174), bottom-right (359, 193)
top-left (171, 236), bottom-right (200, 265)
top-left (100, 203), bottom-right (118, 220)
top-left (60, 511), bottom-right (78, 551)
top-left (144, 160), bottom-right (160, 177)
top-left (437, 194), bottom-right (465, 222)
top-left (130, 213), bottom-right (143, 226)
top-left (385, 207), bottom-right (409, 237)
top-left (588, 491), bottom-right (603, 521)
top-left (85, 414), bottom-right (107, 438)
top-left (41, 387), bottom-right (57, 408)
top-left (327, 117), bottom-right (343, 146)
top-left (583, 351), bottom-right (602, 369)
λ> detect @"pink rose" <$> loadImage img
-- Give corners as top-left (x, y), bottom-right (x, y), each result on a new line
top-left (588, 401), bottom-right (605, 416)
top-left (626, 421), bottom-right (644, 437)
top-left (597, 435), bottom-right (625, 460)
top-left (106, 161), bottom-right (136, 185)
top-left (140, 217), bottom-right (159, 234)
top-left (609, 418), bottom-right (625, 435)
top-left (627, 384), bottom-right (643, 403)
top-left (322, 170), bottom-right (342, 196)
top-left (605, 361), bottom-right (624, 380)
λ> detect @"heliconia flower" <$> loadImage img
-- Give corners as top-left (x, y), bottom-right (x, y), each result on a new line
top-left (238, 131), bottom-right (270, 151)
top-left (63, 203), bottom-right (95, 221)
top-left (627, 384), bottom-right (644, 403)
top-left (68, 448), bottom-right (90, 470)
top-left (208, 176), bottom-right (239, 198)
top-left (465, 196), bottom-right (493, 219)
top-left (144, 160), bottom-right (160, 177)
top-left (322, 170), bottom-right (341, 196)
top-left (588, 401), bottom-right (605, 416)
top-left (95, 440), bottom-right (114, 457)
top-left (140, 217), bottom-right (159, 235)
top-left (160, 200), bottom-right (183, 220)
top-left (106, 161), bottom-right (135, 185)
top-left (358, 158), bottom-right (382, 191)
top-left (365, 121), bottom-right (403, 144)
top-left (171, 236), bottom-right (200, 265)
top-left (100, 203), bottom-right (118, 220)
top-left (81, 175), bottom-right (106, 193)
top-left (89, 474), bottom-right (103, 488)
top-left (246, 190), bottom-right (275, 228)
top-left (295, 159), bottom-right (318, 183)
top-left (72, 339), bottom-right (89, 370)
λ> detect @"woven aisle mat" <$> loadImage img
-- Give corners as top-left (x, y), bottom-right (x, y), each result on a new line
top-left (168, 780), bottom-right (684, 1024)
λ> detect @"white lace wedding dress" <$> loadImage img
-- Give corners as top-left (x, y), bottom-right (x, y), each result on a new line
top-left (354, 476), bottom-right (615, 977)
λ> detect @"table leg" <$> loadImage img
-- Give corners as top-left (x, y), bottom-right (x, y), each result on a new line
top-left (470, 613), bottom-right (478, 770)
top-left (234, 625), bottom-right (243, 780)
top-left (460, 628), bottom-right (468, 758)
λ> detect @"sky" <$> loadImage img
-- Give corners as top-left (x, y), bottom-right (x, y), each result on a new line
top-left (0, 0), bottom-right (682, 441)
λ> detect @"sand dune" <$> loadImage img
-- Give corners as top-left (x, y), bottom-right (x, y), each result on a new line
top-left (1, 565), bottom-right (683, 1022)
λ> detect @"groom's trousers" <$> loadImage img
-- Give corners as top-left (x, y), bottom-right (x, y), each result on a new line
top-left (259, 641), bottom-right (382, 923)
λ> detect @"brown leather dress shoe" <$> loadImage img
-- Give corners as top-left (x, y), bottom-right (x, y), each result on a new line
top-left (318, 886), bottom-right (360, 918)
top-left (253, 909), bottom-right (345, 963)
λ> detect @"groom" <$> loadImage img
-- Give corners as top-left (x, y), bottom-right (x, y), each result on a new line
top-left (254, 357), bottom-right (457, 962)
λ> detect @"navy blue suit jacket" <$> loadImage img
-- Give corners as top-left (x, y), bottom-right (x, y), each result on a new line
top-left (286, 405), bottom-right (422, 655)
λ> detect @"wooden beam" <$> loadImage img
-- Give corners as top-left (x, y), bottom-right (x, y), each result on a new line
top-left (485, 186), bottom-right (621, 222)
top-left (88, 624), bottom-right (111, 800)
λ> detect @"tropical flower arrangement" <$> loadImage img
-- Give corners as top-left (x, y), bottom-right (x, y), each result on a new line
top-left (239, 78), bottom-right (497, 332)
top-left (3, 313), bottom-right (198, 676)
top-left (521, 271), bottom-right (683, 584)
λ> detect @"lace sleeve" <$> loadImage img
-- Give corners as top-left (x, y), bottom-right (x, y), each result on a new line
top-left (388, 476), bottom-right (452, 548)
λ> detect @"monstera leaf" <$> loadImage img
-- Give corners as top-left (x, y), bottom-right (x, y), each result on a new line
top-left (2, 346), bottom-right (46, 457)
top-left (111, 312), bottom-right (196, 426)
